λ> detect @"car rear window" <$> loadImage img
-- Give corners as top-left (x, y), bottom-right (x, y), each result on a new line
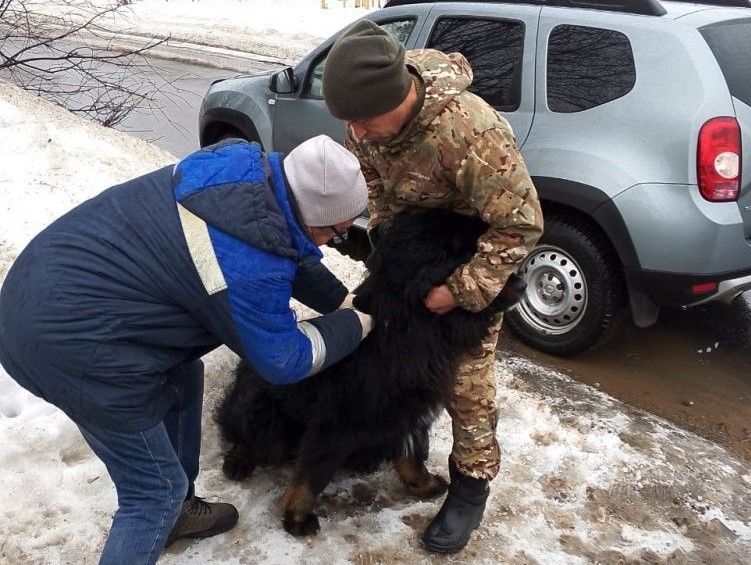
top-left (546, 25), bottom-right (635, 113)
top-left (700, 18), bottom-right (751, 107)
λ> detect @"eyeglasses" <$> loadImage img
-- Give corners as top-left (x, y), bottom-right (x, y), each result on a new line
top-left (328, 225), bottom-right (349, 242)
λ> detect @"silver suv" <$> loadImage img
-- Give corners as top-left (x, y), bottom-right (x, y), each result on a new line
top-left (199, 0), bottom-right (751, 356)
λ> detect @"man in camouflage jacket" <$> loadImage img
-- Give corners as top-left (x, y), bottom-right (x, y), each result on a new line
top-left (323, 20), bottom-right (543, 553)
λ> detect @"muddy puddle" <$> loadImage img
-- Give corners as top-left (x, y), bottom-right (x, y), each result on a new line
top-left (499, 295), bottom-right (751, 464)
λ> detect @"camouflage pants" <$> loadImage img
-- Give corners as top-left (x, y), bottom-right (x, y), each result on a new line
top-left (446, 315), bottom-right (502, 481)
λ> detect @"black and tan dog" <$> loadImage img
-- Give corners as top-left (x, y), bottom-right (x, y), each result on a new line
top-left (215, 209), bottom-right (525, 536)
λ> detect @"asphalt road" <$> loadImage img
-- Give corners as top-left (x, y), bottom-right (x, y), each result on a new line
top-left (99, 55), bottom-right (751, 466)
top-left (111, 57), bottom-right (277, 157)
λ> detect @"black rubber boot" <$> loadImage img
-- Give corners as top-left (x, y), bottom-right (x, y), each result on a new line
top-left (421, 461), bottom-right (489, 554)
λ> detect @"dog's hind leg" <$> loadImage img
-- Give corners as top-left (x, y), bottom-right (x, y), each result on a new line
top-left (393, 455), bottom-right (449, 499)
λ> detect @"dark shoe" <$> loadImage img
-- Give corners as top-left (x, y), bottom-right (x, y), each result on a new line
top-left (421, 461), bottom-right (489, 554)
top-left (165, 486), bottom-right (239, 547)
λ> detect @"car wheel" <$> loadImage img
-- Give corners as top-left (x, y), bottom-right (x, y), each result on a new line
top-left (505, 217), bottom-right (626, 356)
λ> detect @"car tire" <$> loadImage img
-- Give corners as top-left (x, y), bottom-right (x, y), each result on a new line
top-left (505, 216), bottom-right (626, 356)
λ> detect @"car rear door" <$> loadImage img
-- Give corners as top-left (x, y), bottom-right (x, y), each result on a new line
top-left (699, 16), bottom-right (751, 240)
top-left (414, 3), bottom-right (540, 147)
top-left (271, 10), bottom-right (427, 153)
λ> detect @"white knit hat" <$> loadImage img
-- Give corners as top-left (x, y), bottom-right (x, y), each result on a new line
top-left (283, 135), bottom-right (368, 227)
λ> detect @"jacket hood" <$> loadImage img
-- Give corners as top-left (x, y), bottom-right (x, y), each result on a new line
top-left (172, 140), bottom-right (320, 261)
top-left (388, 49), bottom-right (473, 148)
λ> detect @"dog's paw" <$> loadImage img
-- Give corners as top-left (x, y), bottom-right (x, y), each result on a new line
top-left (407, 473), bottom-right (449, 499)
top-left (222, 454), bottom-right (255, 481)
top-left (283, 512), bottom-right (321, 537)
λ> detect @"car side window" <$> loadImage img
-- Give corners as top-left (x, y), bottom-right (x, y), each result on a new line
top-left (426, 17), bottom-right (525, 112)
top-left (305, 19), bottom-right (416, 99)
top-left (547, 25), bottom-right (635, 113)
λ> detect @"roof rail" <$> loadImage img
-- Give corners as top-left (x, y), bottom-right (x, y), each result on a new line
top-left (666, 0), bottom-right (750, 7)
top-left (383, 0), bottom-right (668, 16)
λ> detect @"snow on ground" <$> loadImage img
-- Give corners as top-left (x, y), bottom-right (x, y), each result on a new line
top-left (0, 81), bottom-right (173, 252)
top-left (1, 83), bottom-right (750, 564)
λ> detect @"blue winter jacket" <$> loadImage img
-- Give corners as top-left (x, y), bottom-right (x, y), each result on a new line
top-left (0, 140), bottom-right (362, 431)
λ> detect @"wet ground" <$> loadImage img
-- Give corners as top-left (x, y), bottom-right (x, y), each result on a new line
top-left (499, 295), bottom-right (751, 465)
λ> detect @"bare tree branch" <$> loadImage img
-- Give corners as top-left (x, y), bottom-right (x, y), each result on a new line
top-left (0, 0), bottom-right (174, 127)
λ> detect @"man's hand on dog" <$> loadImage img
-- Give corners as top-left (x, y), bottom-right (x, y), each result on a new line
top-left (425, 274), bottom-right (527, 315)
top-left (424, 285), bottom-right (457, 314)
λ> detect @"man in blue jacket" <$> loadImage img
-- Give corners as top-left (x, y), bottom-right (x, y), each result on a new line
top-left (0, 134), bottom-right (371, 563)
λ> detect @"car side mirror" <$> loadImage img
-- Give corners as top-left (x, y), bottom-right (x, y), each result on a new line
top-left (269, 67), bottom-right (297, 94)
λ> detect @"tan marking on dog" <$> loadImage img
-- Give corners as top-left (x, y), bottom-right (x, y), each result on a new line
top-left (282, 482), bottom-right (315, 516)
top-left (393, 456), bottom-right (449, 499)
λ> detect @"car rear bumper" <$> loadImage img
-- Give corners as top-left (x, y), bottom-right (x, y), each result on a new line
top-left (634, 267), bottom-right (751, 307)
top-left (689, 273), bottom-right (751, 306)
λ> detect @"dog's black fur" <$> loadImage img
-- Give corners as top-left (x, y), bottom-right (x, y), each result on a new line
top-left (215, 210), bottom-right (524, 535)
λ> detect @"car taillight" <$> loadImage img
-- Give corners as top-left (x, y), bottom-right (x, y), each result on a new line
top-left (697, 117), bottom-right (741, 202)
top-left (691, 281), bottom-right (718, 296)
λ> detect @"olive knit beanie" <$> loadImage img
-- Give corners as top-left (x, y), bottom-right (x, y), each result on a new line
top-left (283, 135), bottom-right (367, 227)
top-left (322, 19), bottom-right (412, 121)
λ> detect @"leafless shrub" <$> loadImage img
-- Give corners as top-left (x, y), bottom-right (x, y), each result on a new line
top-left (0, 0), bottom-right (172, 126)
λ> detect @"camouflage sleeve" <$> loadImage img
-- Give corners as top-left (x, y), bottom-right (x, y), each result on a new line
top-left (344, 135), bottom-right (391, 231)
top-left (446, 127), bottom-right (544, 312)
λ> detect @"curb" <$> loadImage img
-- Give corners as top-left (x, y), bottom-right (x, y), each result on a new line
top-left (76, 28), bottom-right (295, 73)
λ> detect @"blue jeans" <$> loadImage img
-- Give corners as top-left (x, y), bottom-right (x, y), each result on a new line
top-left (77, 360), bottom-right (205, 565)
